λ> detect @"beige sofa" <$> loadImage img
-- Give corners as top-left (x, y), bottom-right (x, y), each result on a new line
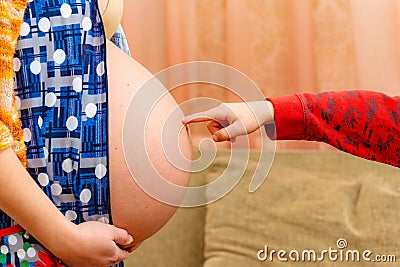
top-left (125, 151), bottom-right (400, 267)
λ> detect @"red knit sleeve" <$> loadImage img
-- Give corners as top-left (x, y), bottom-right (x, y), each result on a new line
top-left (266, 90), bottom-right (400, 168)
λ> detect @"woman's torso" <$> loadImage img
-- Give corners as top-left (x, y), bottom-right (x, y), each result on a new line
top-left (0, 1), bottom-right (124, 266)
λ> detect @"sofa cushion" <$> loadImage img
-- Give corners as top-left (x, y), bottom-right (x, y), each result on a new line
top-left (203, 151), bottom-right (400, 267)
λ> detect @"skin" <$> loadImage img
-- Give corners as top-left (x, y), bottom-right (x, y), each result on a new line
top-left (107, 40), bottom-right (192, 245)
top-left (182, 101), bottom-right (275, 142)
top-left (0, 2), bottom-right (136, 266)
top-left (97, 0), bottom-right (124, 39)
top-left (0, 3), bottom-right (191, 265)
top-left (97, 0), bottom-right (108, 16)
top-left (0, 148), bottom-right (133, 266)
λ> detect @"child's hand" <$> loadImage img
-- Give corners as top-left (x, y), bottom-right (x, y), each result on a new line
top-left (182, 101), bottom-right (274, 142)
top-left (56, 221), bottom-right (134, 267)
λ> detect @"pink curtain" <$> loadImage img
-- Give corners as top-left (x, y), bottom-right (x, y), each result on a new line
top-left (122, 0), bottom-right (400, 150)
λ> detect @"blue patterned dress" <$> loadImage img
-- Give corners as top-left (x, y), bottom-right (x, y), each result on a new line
top-left (0, 0), bottom-right (130, 266)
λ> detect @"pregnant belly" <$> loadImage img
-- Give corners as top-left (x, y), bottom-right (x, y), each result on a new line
top-left (106, 40), bottom-right (192, 244)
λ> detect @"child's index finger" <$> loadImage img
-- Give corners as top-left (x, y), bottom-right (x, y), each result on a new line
top-left (181, 115), bottom-right (213, 124)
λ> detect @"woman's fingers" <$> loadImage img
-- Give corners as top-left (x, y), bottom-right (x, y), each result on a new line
top-left (112, 227), bottom-right (134, 247)
top-left (110, 227), bottom-right (131, 264)
top-left (112, 249), bottom-right (128, 265)
top-left (126, 242), bottom-right (143, 253)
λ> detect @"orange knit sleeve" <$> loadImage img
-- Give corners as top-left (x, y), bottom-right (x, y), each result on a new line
top-left (0, 0), bottom-right (28, 166)
top-left (0, 120), bottom-right (13, 151)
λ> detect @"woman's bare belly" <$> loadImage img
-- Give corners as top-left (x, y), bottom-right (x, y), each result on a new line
top-left (106, 40), bottom-right (192, 244)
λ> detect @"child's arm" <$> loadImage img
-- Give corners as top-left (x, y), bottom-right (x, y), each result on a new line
top-left (183, 90), bottom-right (399, 167)
top-left (267, 90), bottom-right (399, 167)
top-left (0, 147), bottom-right (133, 266)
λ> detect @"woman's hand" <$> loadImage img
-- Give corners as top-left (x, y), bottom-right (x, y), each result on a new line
top-left (56, 221), bottom-right (134, 267)
top-left (0, 148), bottom-right (134, 266)
top-left (182, 101), bottom-right (274, 142)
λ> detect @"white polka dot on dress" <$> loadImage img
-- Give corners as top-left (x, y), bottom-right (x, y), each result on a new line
top-left (23, 128), bottom-right (32, 143)
top-left (23, 232), bottom-right (30, 239)
top-left (43, 147), bottom-right (49, 160)
top-left (45, 92), bottom-right (57, 107)
top-left (95, 164), bottom-right (107, 179)
top-left (82, 17), bottom-right (92, 31)
top-left (38, 116), bottom-right (43, 128)
top-left (60, 3), bottom-right (72, 18)
top-left (65, 210), bottom-right (78, 221)
top-left (80, 188), bottom-right (92, 203)
top-left (8, 235), bottom-right (17, 246)
top-left (38, 17), bottom-right (51, 32)
top-left (15, 95), bottom-right (21, 110)
top-left (17, 249), bottom-right (25, 259)
top-left (38, 173), bottom-right (49, 187)
top-left (51, 183), bottom-right (63, 196)
top-left (98, 216), bottom-right (110, 224)
top-left (66, 116), bottom-right (78, 131)
top-left (53, 49), bottom-right (66, 65)
top-left (27, 247), bottom-right (36, 258)
top-left (20, 22), bottom-right (30, 36)
top-left (62, 158), bottom-right (73, 173)
top-left (96, 61), bottom-right (105, 76)
top-left (30, 60), bottom-right (41, 75)
top-left (85, 103), bottom-right (97, 118)
top-left (72, 77), bottom-right (83, 92)
top-left (0, 245), bottom-right (8, 254)
top-left (13, 57), bottom-right (21, 72)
